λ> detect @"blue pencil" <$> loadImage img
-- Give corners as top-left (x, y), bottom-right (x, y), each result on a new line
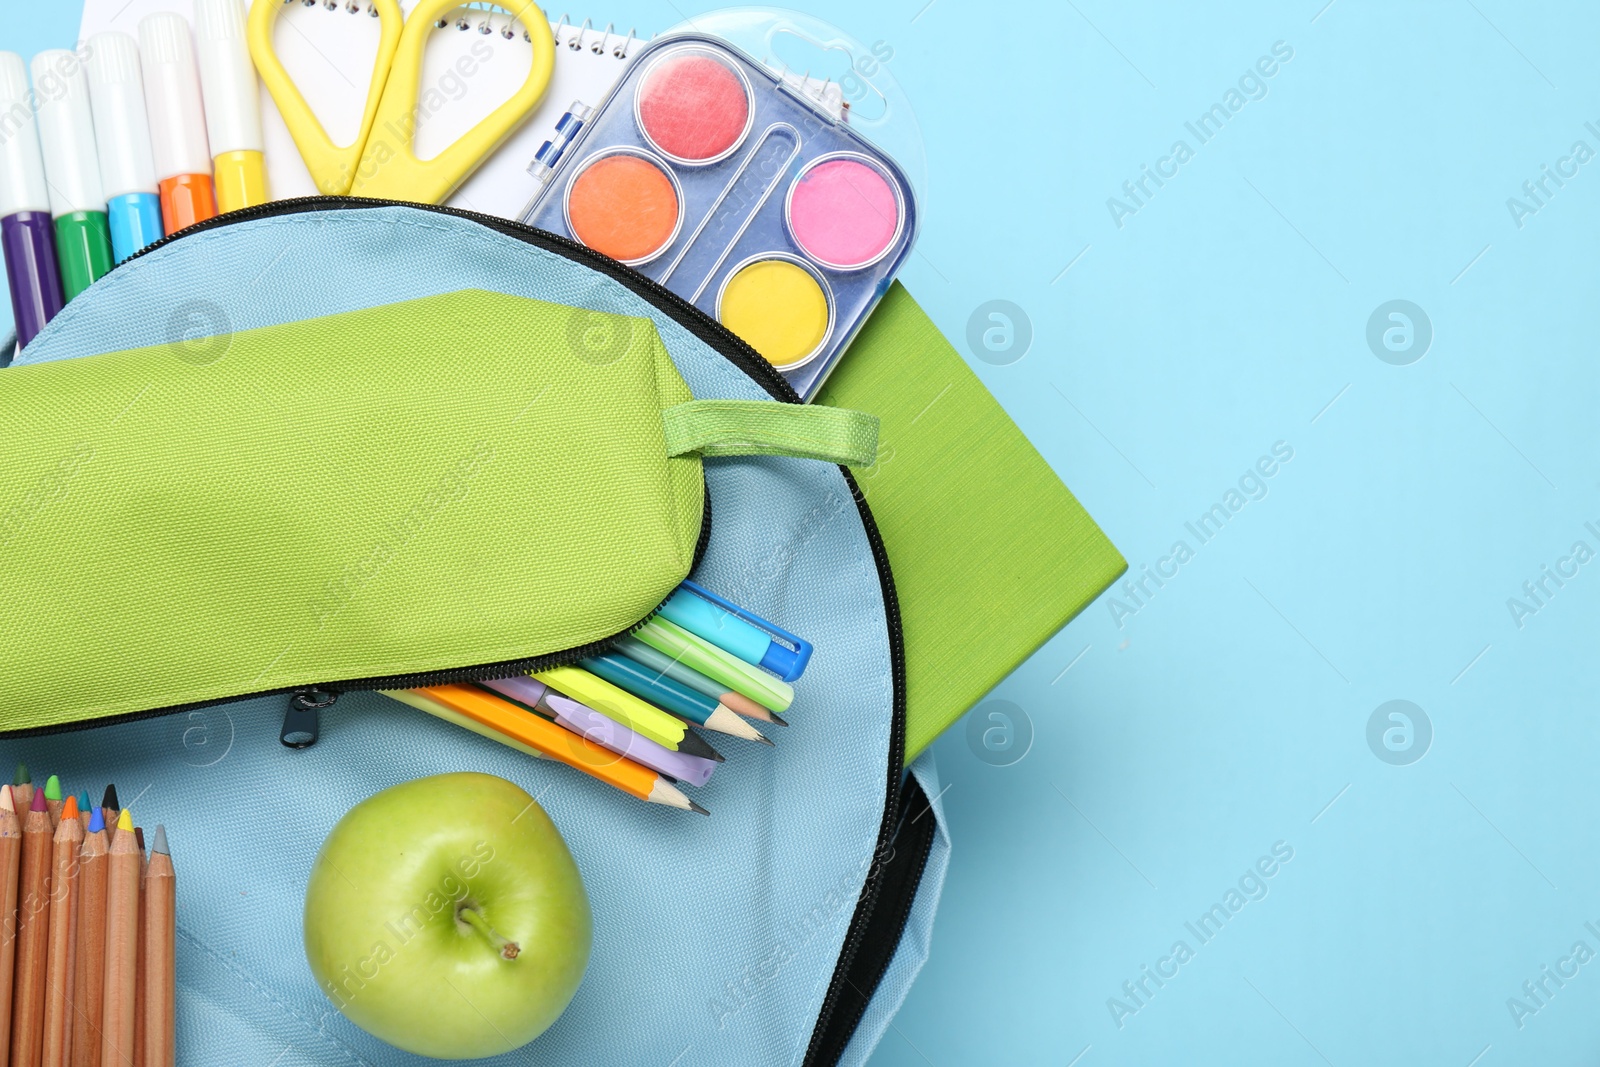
top-left (580, 653), bottom-right (771, 745)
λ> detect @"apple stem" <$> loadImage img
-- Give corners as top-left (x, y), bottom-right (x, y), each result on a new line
top-left (457, 903), bottom-right (520, 960)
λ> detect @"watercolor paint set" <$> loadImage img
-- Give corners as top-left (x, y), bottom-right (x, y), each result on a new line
top-left (520, 32), bottom-right (919, 399)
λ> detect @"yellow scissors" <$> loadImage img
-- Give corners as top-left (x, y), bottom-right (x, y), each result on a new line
top-left (247, 0), bottom-right (555, 203)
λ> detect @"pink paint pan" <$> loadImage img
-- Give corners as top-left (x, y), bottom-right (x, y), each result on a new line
top-left (785, 153), bottom-right (905, 271)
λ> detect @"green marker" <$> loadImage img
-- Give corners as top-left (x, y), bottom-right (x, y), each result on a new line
top-left (32, 50), bottom-right (116, 301)
top-left (635, 617), bottom-right (795, 713)
top-left (53, 212), bottom-right (114, 300)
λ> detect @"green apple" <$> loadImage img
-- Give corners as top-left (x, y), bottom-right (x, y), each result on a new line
top-left (304, 772), bottom-right (592, 1059)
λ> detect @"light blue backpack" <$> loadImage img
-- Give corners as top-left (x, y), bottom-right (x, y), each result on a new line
top-left (5, 199), bottom-right (949, 1066)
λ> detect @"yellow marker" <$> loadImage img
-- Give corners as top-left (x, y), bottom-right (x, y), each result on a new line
top-left (718, 257), bottom-right (833, 368)
top-left (532, 666), bottom-right (694, 751)
top-left (195, 0), bottom-right (270, 211)
top-left (248, 0), bottom-right (554, 202)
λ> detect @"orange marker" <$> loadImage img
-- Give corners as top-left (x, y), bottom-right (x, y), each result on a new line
top-left (138, 13), bottom-right (217, 234)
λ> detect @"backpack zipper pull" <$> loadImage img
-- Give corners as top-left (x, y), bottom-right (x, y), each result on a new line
top-left (281, 688), bottom-right (336, 749)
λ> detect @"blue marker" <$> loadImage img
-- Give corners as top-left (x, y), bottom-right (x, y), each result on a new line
top-left (657, 580), bottom-right (813, 681)
top-left (84, 33), bottom-right (164, 262)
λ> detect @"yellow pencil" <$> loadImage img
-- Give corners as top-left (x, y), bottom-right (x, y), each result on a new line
top-left (99, 810), bottom-right (140, 1066)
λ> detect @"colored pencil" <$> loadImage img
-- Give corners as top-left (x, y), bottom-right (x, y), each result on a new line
top-left (141, 827), bottom-right (174, 1067)
top-left (133, 826), bottom-right (146, 1067)
top-left (531, 666), bottom-right (722, 759)
top-left (14, 763), bottom-right (34, 816)
top-left (0, 786), bottom-right (23, 1061)
top-left (70, 806), bottom-right (108, 1067)
top-left (43, 774), bottom-right (63, 829)
top-left (414, 684), bottom-right (708, 815)
top-left (99, 809), bottom-right (140, 1066)
top-left (581, 653), bottom-right (771, 744)
top-left (12, 786), bottom-right (54, 1066)
top-left (635, 618), bottom-right (794, 712)
top-left (614, 634), bottom-right (788, 725)
top-left (40, 795), bottom-right (83, 1067)
top-left (99, 785), bottom-right (118, 838)
top-left (384, 689), bottom-right (551, 761)
top-left (476, 676), bottom-right (721, 786)
top-left (75, 793), bottom-right (91, 834)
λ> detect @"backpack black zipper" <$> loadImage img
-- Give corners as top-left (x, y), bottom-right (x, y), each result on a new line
top-left (19, 198), bottom-right (911, 1066)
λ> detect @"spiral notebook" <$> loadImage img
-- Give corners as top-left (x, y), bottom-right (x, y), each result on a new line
top-left (76, 1), bottom-right (645, 219)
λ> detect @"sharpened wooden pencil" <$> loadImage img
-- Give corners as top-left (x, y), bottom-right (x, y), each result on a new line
top-left (414, 684), bottom-right (710, 814)
top-left (0, 786), bottom-right (24, 1061)
top-left (98, 810), bottom-right (139, 1067)
top-left (12, 786), bottom-right (54, 1066)
top-left (41, 796), bottom-right (83, 1067)
top-left (133, 827), bottom-right (145, 1067)
top-left (97, 787), bottom-right (117, 843)
top-left (70, 807), bottom-right (108, 1067)
top-left (42, 776), bottom-right (62, 831)
top-left (140, 828), bottom-right (174, 1067)
top-left (13, 764), bottom-right (34, 821)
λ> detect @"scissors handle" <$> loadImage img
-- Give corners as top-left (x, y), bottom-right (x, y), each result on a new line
top-left (246, 0), bottom-right (404, 196)
top-left (349, 0), bottom-right (556, 205)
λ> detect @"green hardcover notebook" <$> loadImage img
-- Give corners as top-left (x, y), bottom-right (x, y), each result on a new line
top-left (817, 283), bottom-right (1127, 765)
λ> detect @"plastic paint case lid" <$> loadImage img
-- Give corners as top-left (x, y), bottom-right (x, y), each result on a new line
top-left (716, 253), bottom-right (834, 370)
top-left (665, 7), bottom-right (928, 210)
top-left (563, 147), bottom-right (685, 265)
top-left (633, 45), bottom-right (755, 166)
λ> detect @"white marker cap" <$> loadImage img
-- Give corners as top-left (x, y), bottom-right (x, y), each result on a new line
top-left (84, 33), bottom-right (159, 200)
top-left (0, 52), bottom-right (51, 216)
top-left (31, 50), bottom-right (106, 216)
top-left (138, 12), bottom-right (212, 180)
top-left (193, 0), bottom-right (263, 156)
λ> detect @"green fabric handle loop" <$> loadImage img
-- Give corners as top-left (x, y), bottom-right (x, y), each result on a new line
top-left (663, 399), bottom-right (880, 467)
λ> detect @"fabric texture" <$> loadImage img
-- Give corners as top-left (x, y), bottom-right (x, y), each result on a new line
top-left (836, 754), bottom-right (951, 1067)
top-left (10, 205), bottom-right (934, 1066)
top-left (0, 290), bottom-right (703, 730)
top-left (815, 283), bottom-right (1128, 763)
top-left (663, 399), bottom-right (880, 467)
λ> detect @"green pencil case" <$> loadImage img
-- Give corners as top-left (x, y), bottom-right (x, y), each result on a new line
top-left (0, 288), bottom-right (876, 735)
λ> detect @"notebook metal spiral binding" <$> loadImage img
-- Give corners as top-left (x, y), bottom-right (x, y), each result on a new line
top-left (433, 3), bottom-right (531, 39)
top-left (551, 14), bottom-right (640, 59)
top-left (279, 0), bottom-right (529, 37)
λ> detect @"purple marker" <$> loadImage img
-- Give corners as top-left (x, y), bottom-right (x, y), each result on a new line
top-left (0, 52), bottom-right (65, 350)
top-left (479, 675), bottom-right (717, 788)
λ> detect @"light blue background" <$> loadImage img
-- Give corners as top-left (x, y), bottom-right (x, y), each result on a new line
top-left (10, 2), bottom-right (1600, 1065)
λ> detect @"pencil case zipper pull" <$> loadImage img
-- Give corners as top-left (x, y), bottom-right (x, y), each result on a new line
top-left (280, 688), bottom-right (337, 749)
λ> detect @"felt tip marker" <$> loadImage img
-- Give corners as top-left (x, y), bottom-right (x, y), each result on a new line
top-left (0, 52), bottom-right (65, 348)
top-left (138, 13), bottom-right (217, 234)
top-left (659, 580), bottom-right (813, 681)
top-left (84, 33), bottom-right (164, 262)
top-left (31, 50), bottom-right (115, 302)
top-left (194, 0), bottom-right (268, 212)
